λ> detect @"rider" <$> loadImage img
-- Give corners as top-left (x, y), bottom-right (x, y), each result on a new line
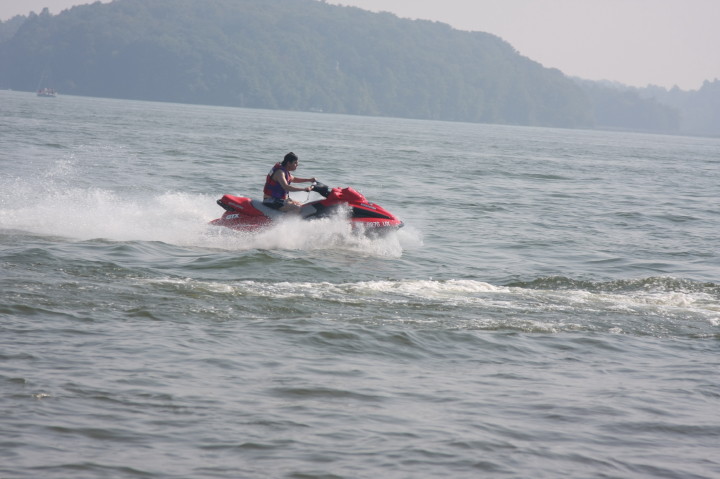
top-left (263, 152), bottom-right (316, 213)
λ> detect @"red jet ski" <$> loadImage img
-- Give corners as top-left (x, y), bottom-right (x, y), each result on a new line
top-left (210, 182), bottom-right (403, 234)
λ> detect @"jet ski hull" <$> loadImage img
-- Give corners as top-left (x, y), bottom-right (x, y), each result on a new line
top-left (210, 184), bottom-right (403, 234)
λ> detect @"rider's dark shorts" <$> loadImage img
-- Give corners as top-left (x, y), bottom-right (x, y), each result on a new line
top-left (262, 197), bottom-right (285, 210)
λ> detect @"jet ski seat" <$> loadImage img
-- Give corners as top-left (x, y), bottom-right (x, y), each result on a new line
top-left (250, 200), bottom-right (316, 219)
top-left (251, 200), bottom-right (283, 219)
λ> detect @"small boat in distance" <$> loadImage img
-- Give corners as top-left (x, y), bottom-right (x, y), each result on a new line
top-left (36, 68), bottom-right (57, 97)
top-left (37, 87), bottom-right (57, 97)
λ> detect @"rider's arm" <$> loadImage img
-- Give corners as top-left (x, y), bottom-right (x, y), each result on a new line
top-left (273, 170), bottom-right (313, 192)
top-left (292, 176), bottom-right (317, 183)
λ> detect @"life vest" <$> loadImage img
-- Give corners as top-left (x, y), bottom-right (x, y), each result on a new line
top-left (263, 163), bottom-right (292, 199)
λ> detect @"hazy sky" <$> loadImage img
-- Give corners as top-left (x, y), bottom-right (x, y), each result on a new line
top-left (2, 0), bottom-right (718, 90)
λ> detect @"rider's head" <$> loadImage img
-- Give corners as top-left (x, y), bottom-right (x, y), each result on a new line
top-left (282, 152), bottom-right (298, 166)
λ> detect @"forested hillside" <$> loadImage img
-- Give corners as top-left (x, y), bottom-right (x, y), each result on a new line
top-left (1, 0), bottom-right (717, 135)
top-left (639, 80), bottom-right (720, 137)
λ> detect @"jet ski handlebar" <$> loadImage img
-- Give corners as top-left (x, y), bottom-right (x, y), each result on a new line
top-left (310, 181), bottom-right (331, 198)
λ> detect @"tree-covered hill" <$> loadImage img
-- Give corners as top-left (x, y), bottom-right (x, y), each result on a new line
top-left (638, 80), bottom-right (720, 138)
top-left (0, 0), bottom-right (716, 135)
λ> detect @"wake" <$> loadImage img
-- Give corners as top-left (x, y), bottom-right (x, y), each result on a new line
top-left (0, 178), bottom-right (420, 257)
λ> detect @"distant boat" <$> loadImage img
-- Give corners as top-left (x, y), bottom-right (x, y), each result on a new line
top-left (37, 87), bottom-right (57, 97)
top-left (36, 69), bottom-right (57, 97)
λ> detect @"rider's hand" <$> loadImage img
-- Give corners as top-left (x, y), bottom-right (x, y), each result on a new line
top-left (305, 186), bottom-right (312, 192)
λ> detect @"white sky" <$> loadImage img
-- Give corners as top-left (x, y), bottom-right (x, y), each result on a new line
top-left (2, 0), bottom-right (718, 90)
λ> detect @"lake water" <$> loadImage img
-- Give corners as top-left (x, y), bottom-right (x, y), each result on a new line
top-left (1, 90), bottom-right (719, 478)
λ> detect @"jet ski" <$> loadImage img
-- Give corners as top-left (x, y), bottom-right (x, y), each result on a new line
top-left (210, 182), bottom-right (403, 234)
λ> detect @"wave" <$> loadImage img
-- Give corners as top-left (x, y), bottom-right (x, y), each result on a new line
top-left (509, 275), bottom-right (720, 295)
top-left (145, 276), bottom-right (720, 337)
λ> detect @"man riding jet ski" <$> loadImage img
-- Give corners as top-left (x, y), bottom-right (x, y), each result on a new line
top-left (210, 152), bottom-right (403, 234)
top-left (261, 152), bottom-right (316, 214)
